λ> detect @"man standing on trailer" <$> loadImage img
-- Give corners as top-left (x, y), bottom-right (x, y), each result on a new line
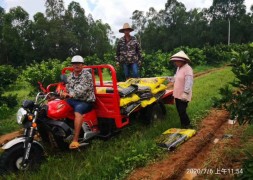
top-left (116, 23), bottom-right (143, 80)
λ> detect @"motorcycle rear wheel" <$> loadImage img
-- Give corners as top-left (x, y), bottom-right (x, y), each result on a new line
top-left (0, 143), bottom-right (45, 173)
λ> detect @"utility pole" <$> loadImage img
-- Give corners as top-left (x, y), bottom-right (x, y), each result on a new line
top-left (228, 18), bottom-right (230, 45)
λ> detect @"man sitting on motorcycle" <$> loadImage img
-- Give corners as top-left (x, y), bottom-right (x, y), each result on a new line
top-left (61, 55), bottom-right (96, 149)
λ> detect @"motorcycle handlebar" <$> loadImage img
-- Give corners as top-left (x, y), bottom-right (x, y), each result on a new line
top-left (35, 92), bottom-right (60, 104)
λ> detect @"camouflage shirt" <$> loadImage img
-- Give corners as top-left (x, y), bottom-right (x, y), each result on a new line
top-left (66, 69), bottom-right (96, 102)
top-left (116, 36), bottom-right (143, 64)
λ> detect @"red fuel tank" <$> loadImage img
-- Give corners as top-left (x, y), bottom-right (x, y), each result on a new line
top-left (47, 99), bottom-right (74, 120)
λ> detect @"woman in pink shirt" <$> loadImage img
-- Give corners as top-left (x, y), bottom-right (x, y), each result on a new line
top-left (169, 51), bottom-right (193, 129)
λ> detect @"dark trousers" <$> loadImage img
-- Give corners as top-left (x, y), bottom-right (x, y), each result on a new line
top-left (175, 98), bottom-right (190, 128)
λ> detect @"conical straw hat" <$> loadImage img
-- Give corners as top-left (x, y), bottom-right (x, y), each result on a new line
top-left (170, 50), bottom-right (190, 62)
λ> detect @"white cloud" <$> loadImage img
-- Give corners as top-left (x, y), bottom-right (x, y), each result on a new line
top-left (1, 0), bottom-right (252, 39)
top-left (68, 0), bottom-right (168, 38)
top-left (2, 0), bottom-right (45, 18)
top-left (62, 0), bottom-right (168, 38)
top-left (179, 0), bottom-right (212, 10)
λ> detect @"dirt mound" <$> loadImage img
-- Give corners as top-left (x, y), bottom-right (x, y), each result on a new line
top-left (127, 109), bottom-right (233, 180)
top-left (0, 130), bottom-right (23, 146)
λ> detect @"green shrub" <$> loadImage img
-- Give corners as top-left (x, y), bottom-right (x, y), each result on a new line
top-left (85, 54), bottom-right (103, 65)
top-left (203, 44), bottom-right (232, 65)
top-left (19, 59), bottom-right (69, 92)
top-left (0, 65), bottom-right (19, 88)
top-left (0, 104), bottom-right (10, 119)
top-left (172, 46), bottom-right (206, 66)
top-left (0, 94), bottom-right (17, 108)
top-left (0, 65), bottom-right (19, 108)
top-left (237, 151), bottom-right (253, 179)
top-left (213, 44), bottom-right (253, 125)
top-left (103, 52), bottom-right (116, 66)
top-left (141, 50), bottom-right (169, 77)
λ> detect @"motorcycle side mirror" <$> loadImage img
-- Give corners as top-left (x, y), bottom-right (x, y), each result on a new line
top-left (60, 74), bottom-right (68, 84)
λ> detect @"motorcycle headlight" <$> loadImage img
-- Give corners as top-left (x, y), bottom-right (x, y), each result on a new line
top-left (17, 108), bottom-right (27, 124)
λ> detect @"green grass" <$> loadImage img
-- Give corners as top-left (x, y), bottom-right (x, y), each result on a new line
top-left (0, 113), bottom-right (20, 135)
top-left (0, 82), bottom-right (32, 135)
top-left (189, 67), bottom-right (234, 126)
top-left (1, 66), bottom-right (237, 179)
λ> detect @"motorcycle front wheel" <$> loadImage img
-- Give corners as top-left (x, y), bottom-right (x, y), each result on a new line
top-left (0, 143), bottom-right (45, 173)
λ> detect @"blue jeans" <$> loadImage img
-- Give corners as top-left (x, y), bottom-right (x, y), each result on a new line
top-left (123, 63), bottom-right (139, 79)
top-left (66, 99), bottom-right (92, 115)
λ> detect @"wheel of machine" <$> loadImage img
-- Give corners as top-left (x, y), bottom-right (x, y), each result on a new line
top-left (48, 131), bottom-right (69, 150)
top-left (140, 101), bottom-right (166, 125)
top-left (0, 143), bottom-right (45, 173)
top-left (38, 124), bottom-right (69, 150)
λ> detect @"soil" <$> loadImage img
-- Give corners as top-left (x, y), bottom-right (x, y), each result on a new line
top-left (0, 130), bottom-right (23, 146)
top-left (127, 109), bottom-right (247, 180)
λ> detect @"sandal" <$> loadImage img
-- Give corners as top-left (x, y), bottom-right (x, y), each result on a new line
top-left (69, 141), bottom-right (80, 149)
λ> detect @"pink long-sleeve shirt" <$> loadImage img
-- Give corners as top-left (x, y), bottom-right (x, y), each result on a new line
top-left (173, 64), bottom-right (193, 101)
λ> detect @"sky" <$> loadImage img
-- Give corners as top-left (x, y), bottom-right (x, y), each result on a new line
top-left (0, 0), bottom-right (252, 38)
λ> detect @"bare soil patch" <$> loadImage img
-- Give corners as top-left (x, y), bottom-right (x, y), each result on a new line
top-left (127, 109), bottom-right (246, 180)
top-left (0, 130), bottom-right (23, 146)
top-left (194, 68), bottom-right (221, 78)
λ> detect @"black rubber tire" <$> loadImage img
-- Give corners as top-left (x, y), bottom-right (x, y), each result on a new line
top-left (52, 133), bottom-right (69, 150)
top-left (38, 124), bottom-right (69, 150)
top-left (140, 101), bottom-right (167, 125)
top-left (0, 143), bottom-right (45, 173)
